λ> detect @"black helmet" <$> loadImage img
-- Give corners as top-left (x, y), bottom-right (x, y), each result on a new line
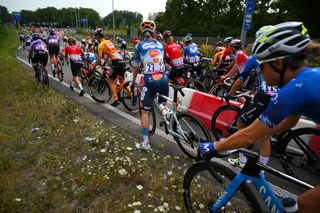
top-left (163, 30), bottom-right (172, 40)
top-left (94, 28), bottom-right (105, 38)
top-left (49, 29), bottom-right (55, 35)
top-left (67, 37), bottom-right (76, 45)
top-left (32, 33), bottom-right (40, 40)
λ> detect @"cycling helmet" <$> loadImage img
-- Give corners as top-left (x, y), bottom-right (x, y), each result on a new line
top-left (252, 22), bottom-right (311, 59)
top-left (68, 37), bottom-right (76, 45)
top-left (184, 35), bottom-right (192, 43)
top-left (49, 29), bottom-right (55, 35)
top-left (216, 41), bottom-right (223, 46)
top-left (229, 39), bottom-right (242, 49)
top-left (223, 37), bottom-right (233, 44)
top-left (255, 25), bottom-right (274, 39)
top-left (94, 28), bottom-right (105, 38)
top-left (32, 33), bottom-right (40, 40)
top-left (163, 30), bottom-right (172, 40)
top-left (140, 20), bottom-right (156, 33)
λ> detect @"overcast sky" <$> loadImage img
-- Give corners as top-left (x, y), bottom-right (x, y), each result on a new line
top-left (0, 0), bottom-right (167, 20)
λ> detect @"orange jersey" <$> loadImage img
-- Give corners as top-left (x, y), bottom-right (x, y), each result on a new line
top-left (97, 39), bottom-right (122, 60)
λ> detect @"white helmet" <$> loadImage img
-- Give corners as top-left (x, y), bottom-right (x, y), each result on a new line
top-left (252, 22), bottom-right (311, 59)
top-left (255, 25), bottom-right (273, 39)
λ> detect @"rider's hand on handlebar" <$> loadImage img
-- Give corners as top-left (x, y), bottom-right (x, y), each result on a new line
top-left (198, 141), bottom-right (218, 160)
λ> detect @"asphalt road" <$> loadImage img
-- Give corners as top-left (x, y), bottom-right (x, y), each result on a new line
top-left (17, 46), bottom-right (318, 200)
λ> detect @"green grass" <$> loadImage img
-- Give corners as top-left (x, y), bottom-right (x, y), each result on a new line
top-left (0, 25), bottom-right (190, 212)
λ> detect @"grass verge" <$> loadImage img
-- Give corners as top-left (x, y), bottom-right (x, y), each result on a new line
top-left (0, 25), bottom-right (189, 212)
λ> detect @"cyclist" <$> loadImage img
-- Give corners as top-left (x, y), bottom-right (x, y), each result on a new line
top-left (90, 28), bottom-right (126, 107)
top-left (220, 39), bottom-right (248, 81)
top-left (198, 22), bottom-right (320, 212)
top-left (64, 37), bottom-right (85, 96)
top-left (116, 36), bottom-right (127, 56)
top-left (226, 26), bottom-right (276, 168)
top-left (211, 41), bottom-right (226, 66)
top-left (81, 38), bottom-right (86, 51)
top-left (163, 30), bottom-right (184, 83)
top-left (29, 33), bottom-right (49, 78)
top-left (19, 32), bottom-right (25, 46)
top-left (132, 20), bottom-right (168, 150)
top-left (46, 29), bottom-right (61, 75)
top-left (183, 35), bottom-right (201, 77)
top-left (214, 36), bottom-right (234, 70)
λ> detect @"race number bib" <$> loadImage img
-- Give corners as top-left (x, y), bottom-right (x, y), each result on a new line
top-left (173, 57), bottom-right (184, 67)
top-left (70, 54), bottom-right (82, 62)
top-left (49, 39), bottom-right (58, 44)
top-left (145, 61), bottom-right (165, 74)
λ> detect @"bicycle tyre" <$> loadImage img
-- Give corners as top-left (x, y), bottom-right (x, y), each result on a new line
top-left (211, 105), bottom-right (240, 141)
top-left (57, 61), bottom-right (64, 82)
top-left (183, 160), bottom-right (263, 213)
top-left (124, 53), bottom-right (131, 64)
top-left (88, 76), bottom-right (112, 103)
top-left (121, 81), bottom-right (139, 113)
top-left (173, 112), bottom-right (212, 159)
top-left (139, 102), bottom-right (156, 136)
top-left (129, 57), bottom-right (135, 68)
top-left (186, 79), bottom-right (207, 93)
top-left (280, 127), bottom-right (320, 186)
top-left (42, 71), bottom-right (49, 90)
top-left (208, 83), bottom-right (230, 97)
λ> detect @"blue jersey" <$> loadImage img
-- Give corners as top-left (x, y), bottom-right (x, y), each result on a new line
top-left (134, 39), bottom-right (165, 75)
top-left (259, 67), bottom-right (320, 128)
top-left (184, 43), bottom-right (200, 64)
top-left (85, 52), bottom-right (97, 63)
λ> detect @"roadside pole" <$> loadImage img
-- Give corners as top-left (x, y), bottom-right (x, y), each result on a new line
top-left (240, 0), bottom-right (255, 47)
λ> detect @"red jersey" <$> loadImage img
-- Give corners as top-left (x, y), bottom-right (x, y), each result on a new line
top-left (164, 42), bottom-right (184, 67)
top-left (234, 50), bottom-right (248, 73)
top-left (65, 45), bottom-right (84, 62)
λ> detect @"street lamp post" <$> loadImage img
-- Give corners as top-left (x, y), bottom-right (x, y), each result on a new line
top-left (112, 0), bottom-right (115, 40)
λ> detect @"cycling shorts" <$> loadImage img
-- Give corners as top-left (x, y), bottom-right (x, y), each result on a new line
top-left (70, 61), bottom-right (83, 76)
top-left (48, 43), bottom-right (60, 56)
top-left (109, 59), bottom-right (126, 80)
top-left (239, 92), bottom-right (271, 126)
top-left (168, 66), bottom-right (185, 81)
top-left (141, 72), bottom-right (169, 111)
top-left (120, 44), bottom-right (127, 50)
top-left (31, 50), bottom-right (48, 67)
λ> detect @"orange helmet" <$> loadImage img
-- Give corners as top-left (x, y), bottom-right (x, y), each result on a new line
top-left (140, 20), bottom-right (156, 33)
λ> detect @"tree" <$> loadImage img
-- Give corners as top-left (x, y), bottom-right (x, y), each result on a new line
top-left (102, 10), bottom-right (143, 29)
top-left (0, 5), bottom-right (12, 23)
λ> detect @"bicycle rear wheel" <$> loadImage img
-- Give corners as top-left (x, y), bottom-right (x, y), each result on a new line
top-left (42, 71), bottom-right (49, 90)
top-left (186, 79), bottom-right (207, 93)
top-left (173, 112), bottom-right (212, 159)
top-left (208, 83), bottom-right (230, 97)
top-left (56, 61), bottom-right (64, 82)
top-left (121, 81), bottom-right (139, 113)
top-left (88, 76), bottom-right (112, 103)
top-left (280, 127), bottom-right (320, 186)
top-left (183, 161), bottom-right (263, 213)
top-left (211, 105), bottom-right (240, 141)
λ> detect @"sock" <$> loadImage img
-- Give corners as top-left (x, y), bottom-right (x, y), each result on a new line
top-left (77, 83), bottom-right (83, 91)
top-left (71, 81), bottom-right (75, 87)
top-left (51, 64), bottom-right (55, 70)
top-left (142, 128), bottom-right (149, 144)
top-left (239, 152), bottom-right (247, 164)
top-left (259, 155), bottom-right (269, 165)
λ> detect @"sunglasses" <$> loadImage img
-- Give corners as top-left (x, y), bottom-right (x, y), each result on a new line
top-left (256, 54), bottom-right (292, 65)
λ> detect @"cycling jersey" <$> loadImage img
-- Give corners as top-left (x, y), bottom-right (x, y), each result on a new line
top-left (47, 35), bottom-right (60, 44)
top-left (222, 47), bottom-right (236, 61)
top-left (212, 48), bottom-right (225, 65)
top-left (134, 39), bottom-right (166, 75)
top-left (184, 43), bottom-right (200, 64)
top-left (259, 67), bottom-right (320, 128)
top-left (233, 50), bottom-right (248, 73)
top-left (97, 39), bottom-right (122, 61)
top-left (133, 39), bottom-right (140, 46)
top-left (30, 39), bottom-right (48, 52)
top-left (164, 42), bottom-right (184, 67)
top-left (65, 46), bottom-right (84, 62)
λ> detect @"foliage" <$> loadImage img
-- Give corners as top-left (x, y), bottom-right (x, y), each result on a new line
top-left (0, 5), bottom-right (11, 23)
top-left (101, 10), bottom-right (143, 30)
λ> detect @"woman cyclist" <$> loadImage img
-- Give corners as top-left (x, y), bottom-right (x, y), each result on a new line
top-left (199, 22), bottom-right (320, 212)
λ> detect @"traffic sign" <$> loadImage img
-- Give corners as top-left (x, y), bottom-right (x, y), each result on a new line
top-left (12, 11), bottom-right (22, 22)
top-left (245, 0), bottom-right (255, 15)
top-left (80, 18), bottom-right (87, 25)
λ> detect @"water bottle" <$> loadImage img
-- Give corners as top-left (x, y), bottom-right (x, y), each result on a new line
top-left (282, 197), bottom-right (298, 213)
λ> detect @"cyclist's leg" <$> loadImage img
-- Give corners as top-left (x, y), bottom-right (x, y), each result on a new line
top-left (70, 61), bottom-right (84, 95)
top-left (41, 52), bottom-right (49, 73)
top-left (298, 186), bottom-right (320, 213)
top-left (167, 67), bottom-right (177, 84)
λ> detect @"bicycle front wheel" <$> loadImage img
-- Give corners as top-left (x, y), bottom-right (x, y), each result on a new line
top-left (173, 112), bottom-right (212, 159)
top-left (121, 81), bottom-right (139, 113)
top-left (88, 76), bottom-right (112, 103)
top-left (183, 161), bottom-right (262, 213)
top-left (208, 83), bottom-right (230, 97)
top-left (186, 79), bottom-right (207, 93)
top-left (211, 105), bottom-right (240, 141)
top-left (280, 127), bottom-right (320, 186)
top-left (57, 61), bottom-right (64, 82)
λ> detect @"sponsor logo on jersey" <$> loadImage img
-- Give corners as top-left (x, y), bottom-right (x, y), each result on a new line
top-left (149, 49), bottom-right (160, 58)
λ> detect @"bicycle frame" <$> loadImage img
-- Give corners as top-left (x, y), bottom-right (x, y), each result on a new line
top-left (209, 149), bottom-right (314, 213)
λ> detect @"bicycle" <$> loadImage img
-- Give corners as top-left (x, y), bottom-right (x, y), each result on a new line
top-left (211, 92), bottom-right (320, 186)
top-left (88, 65), bottom-right (136, 112)
top-left (183, 148), bottom-right (314, 212)
top-left (131, 83), bottom-right (212, 159)
top-left (35, 61), bottom-right (49, 91)
top-left (51, 55), bottom-right (64, 82)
